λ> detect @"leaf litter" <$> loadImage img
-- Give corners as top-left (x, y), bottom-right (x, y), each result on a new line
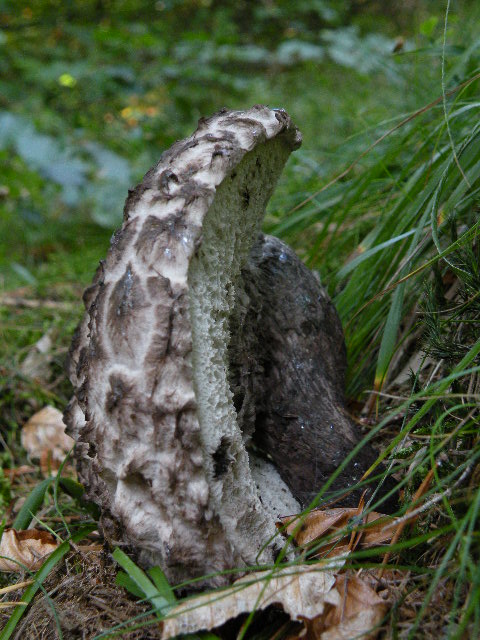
top-left (279, 507), bottom-right (395, 557)
top-left (160, 561), bottom-right (387, 640)
top-left (0, 547), bottom-right (164, 640)
top-left (21, 406), bottom-right (74, 476)
top-left (0, 529), bottom-right (58, 572)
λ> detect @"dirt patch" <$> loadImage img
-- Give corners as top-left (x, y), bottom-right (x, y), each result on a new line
top-left (1, 548), bottom-right (162, 639)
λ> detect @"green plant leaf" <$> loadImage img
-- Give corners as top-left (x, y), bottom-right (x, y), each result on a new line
top-left (420, 15), bottom-right (439, 38)
top-left (337, 228), bottom-right (419, 279)
top-left (12, 477), bottom-right (53, 531)
top-left (147, 566), bottom-right (176, 605)
top-left (374, 281), bottom-right (405, 390)
top-left (58, 477), bottom-right (85, 501)
top-left (115, 570), bottom-right (145, 599)
top-left (112, 548), bottom-right (173, 617)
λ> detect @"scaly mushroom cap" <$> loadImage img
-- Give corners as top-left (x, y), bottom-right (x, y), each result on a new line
top-left (65, 106), bottom-right (302, 585)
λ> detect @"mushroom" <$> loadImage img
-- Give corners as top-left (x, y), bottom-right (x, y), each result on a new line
top-left (64, 105), bottom-right (383, 586)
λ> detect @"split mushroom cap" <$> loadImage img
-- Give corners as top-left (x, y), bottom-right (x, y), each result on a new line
top-left (65, 106), bottom-right (302, 584)
top-left (65, 105), bottom-right (389, 586)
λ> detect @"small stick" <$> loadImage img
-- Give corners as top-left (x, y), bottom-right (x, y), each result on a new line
top-left (347, 490), bottom-right (369, 553)
top-left (0, 581), bottom-right (33, 595)
top-left (3, 466), bottom-right (37, 478)
top-left (0, 295), bottom-right (74, 311)
top-left (378, 467), bottom-right (436, 580)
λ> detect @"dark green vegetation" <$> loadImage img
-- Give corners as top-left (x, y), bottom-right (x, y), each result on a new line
top-left (1, 1), bottom-right (480, 638)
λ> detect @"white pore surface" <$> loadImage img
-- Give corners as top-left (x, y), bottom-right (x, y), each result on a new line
top-left (188, 140), bottom-right (297, 562)
top-left (250, 454), bottom-right (301, 520)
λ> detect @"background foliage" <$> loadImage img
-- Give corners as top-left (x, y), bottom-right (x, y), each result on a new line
top-left (0, 0), bottom-right (467, 261)
top-left (1, 1), bottom-right (480, 638)
top-left (1, 0), bottom-right (479, 392)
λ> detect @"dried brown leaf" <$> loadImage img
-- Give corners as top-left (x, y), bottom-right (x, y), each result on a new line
top-left (0, 529), bottom-right (58, 572)
top-left (161, 565), bottom-right (341, 639)
top-left (280, 508), bottom-right (395, 557)
top-left (305, 574), bottom-right (387, 640)
top-left (21, 406), bottom-right (74, 474)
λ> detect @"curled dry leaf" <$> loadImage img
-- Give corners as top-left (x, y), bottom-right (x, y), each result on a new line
top-left (305, 574), bottom-right (387, 640)
top-left (21, 406), bottom-right (74, 474)
top-left (0, 529), bottom-right (58, 572)
top-left (280, 508), bottom-right (395, 557)
top-left (161, 565), bottom-right (340, 639)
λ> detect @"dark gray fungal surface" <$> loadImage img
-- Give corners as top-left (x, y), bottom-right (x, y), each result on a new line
top-left (229, 234), bottom-right (384, 508)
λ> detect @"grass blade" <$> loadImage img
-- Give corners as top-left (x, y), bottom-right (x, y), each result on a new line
top-left (12, 477), bottom-right (53, 530)
top-left (374, 281), bottom-right (405, 391)
top-left (147, 566), bottom-right (176, 605)
top-left (115, 571), bottom-right (144, 599)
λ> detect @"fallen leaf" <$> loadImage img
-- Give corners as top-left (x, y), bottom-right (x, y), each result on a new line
top-left (279, 508), bottom-right (395, 557)
top-left (305, 574), bottom-right (387, 640)
top-left (0, 529), bottom-right (58, 572)
top-left (21, 406), bottom-right (74, 474)
top-left (161, 564), bottom-right (342, 639)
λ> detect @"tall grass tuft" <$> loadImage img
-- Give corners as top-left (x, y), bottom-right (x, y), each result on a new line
top-left (268, 20), bottom-right (480, 637)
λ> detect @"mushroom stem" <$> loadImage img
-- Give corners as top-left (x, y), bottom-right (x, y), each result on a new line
top-left (188, 140), bottom-right (300, 561)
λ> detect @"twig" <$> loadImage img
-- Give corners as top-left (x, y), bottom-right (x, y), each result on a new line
top-left (0, 295), bottom-right (74, 311)
top-left (347, 490), bottom-right (369, 553)
top-left (379, 467), bottom-right (436, 579)
top-left (0, 581), bottom-right (33, 595)
top-left (40, 515), bottom-right (86, 523)
top-left (378, 461), bottom-right (473, 579)
top-left (3, 465), bottom-right (37, 478)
